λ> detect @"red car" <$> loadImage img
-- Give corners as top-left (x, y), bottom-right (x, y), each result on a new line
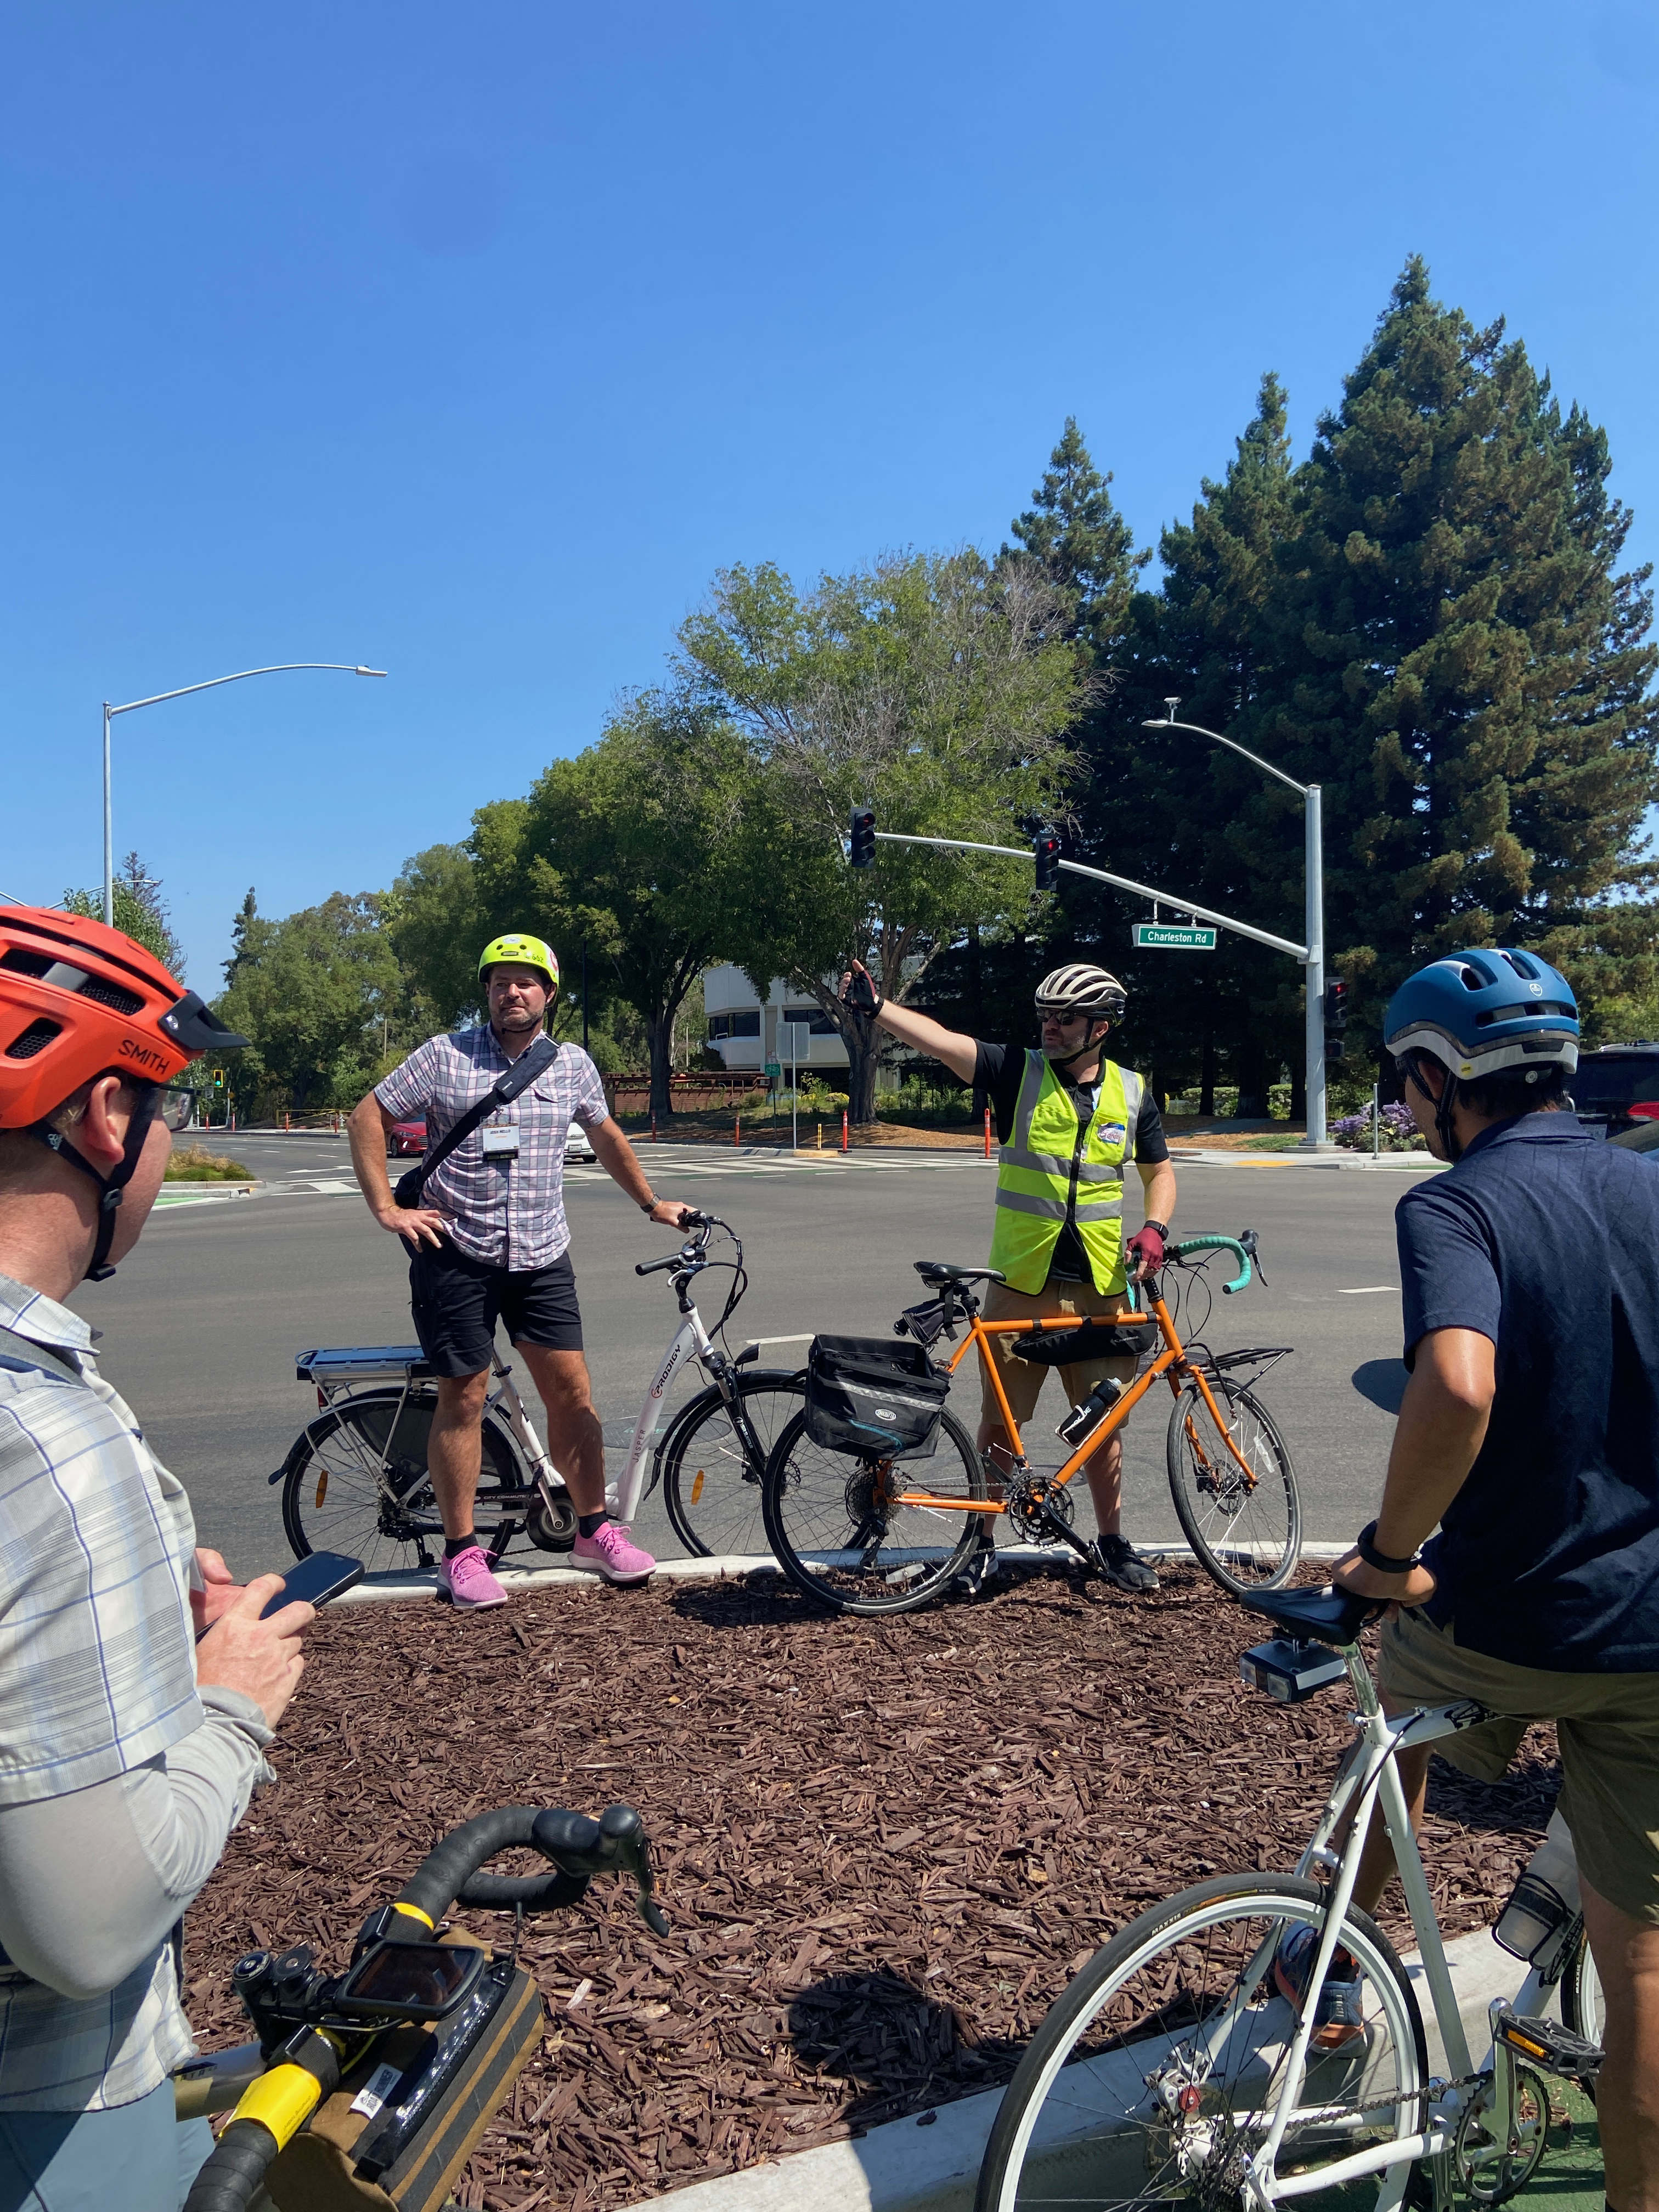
top-left (386, 1119), bottom-right (427, 1158)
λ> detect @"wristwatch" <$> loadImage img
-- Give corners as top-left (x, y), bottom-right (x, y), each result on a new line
top-left (1355, 1520), bottom-right (1421, 1575)
top-left (640, 1196), bottom-right (658, 1216)
top-left (1141, 1218), bottom-right (1170, 1240)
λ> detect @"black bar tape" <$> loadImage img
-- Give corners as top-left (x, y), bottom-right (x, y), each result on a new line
top-left (182, 2119), bottom-right (280, 2212)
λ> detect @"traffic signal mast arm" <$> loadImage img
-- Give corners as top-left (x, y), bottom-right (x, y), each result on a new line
top-left (866, 832), bottom-right (1310, 963)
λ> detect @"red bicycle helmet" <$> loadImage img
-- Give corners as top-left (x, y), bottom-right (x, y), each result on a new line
top-left (1, 903), bottom-right (247, 1278)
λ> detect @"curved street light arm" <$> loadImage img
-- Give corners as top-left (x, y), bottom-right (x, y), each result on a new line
top-left (1142, 715), bottom-right (1308, 798)
top-left (108, 663), bottom-right (386, 717)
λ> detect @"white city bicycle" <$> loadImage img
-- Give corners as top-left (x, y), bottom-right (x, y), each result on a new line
top-left (977, 1581), bottom-right (1604, 2212)
top-left (274, 1212), bottom-right (804, 1573)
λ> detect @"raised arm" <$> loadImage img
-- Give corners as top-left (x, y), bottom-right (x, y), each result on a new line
top-left (842, 960), bottom-right (979, 1086)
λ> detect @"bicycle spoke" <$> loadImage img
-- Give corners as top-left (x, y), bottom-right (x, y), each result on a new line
top-left (1166, 1383), bottom-right (1301, 1595)
top-left (662, 1375), bottom-right (804, 1558)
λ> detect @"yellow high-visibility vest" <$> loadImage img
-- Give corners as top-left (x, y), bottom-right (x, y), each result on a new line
top-left (986, 1051), bottom-right (1144, 1295)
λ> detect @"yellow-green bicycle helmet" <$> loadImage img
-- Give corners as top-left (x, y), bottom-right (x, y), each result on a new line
top-left (477, 933), bottom-right (560, 998)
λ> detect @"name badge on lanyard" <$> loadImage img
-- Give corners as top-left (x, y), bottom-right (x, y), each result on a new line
top-left (481, 1111), bottom-right (519, 1161)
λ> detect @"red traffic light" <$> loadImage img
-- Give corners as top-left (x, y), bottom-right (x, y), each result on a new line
top-left (849, 806), bottom-right (877, 868)
top-left (1033, 828), bottom-right (1062, 893)
top-left (1323, 980), bottom-right (1349, 1030)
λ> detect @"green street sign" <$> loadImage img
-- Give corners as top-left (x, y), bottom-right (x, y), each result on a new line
top-left (764, 1060), bottom-right (782, 1079)
top-left (1133, 922), bottom-right (1218, 951)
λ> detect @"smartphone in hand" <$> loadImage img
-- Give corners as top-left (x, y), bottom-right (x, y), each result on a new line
top-left (261, 1550), bottom-right (365, 1617)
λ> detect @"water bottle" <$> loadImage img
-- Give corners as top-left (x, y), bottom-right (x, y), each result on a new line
top-left (1056, 1375), bottom-right (1126, 1449)
top-left (1493, 1809), bottom-right (1581, 1972)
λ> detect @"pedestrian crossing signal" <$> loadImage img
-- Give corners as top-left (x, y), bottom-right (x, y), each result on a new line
top-left (849, 806), bottom-right (877, 868)
top-left (1033, 828), bottom-right (1062, 893)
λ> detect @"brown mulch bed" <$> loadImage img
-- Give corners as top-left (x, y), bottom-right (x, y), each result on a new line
top-left (188, 1570), bottom-right (1558, 2210)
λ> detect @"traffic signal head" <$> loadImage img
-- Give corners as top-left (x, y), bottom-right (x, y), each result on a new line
top-left (212, 1068), bottom-right (225, 1092)
top-left (849, 806), bottom-right (877, 868)
top-left (1324, 980), bottom-right (1349, 1029)
top-left (1032, 828), bottom-right (1062, 894)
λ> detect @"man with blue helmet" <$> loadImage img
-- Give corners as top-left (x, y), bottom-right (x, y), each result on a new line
top-left (1318, 948), bottom-right (1659, 2210)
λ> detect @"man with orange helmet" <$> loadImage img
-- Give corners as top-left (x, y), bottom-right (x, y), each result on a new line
top-left (0, 905), bottom-right (315, 2209)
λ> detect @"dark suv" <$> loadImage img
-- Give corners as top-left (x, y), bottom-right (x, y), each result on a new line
top-left (1570, 1046), bottom-right (1659, 1136)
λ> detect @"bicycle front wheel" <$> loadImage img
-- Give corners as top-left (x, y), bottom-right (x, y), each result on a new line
top-left (1562, 1924), bottom-right (1604, 2046)
top-left (659, 1370), bottom-right (805, 1558)
top-left (280, 1389), bottom-right (527, 1573)
top-left (1166, 1379), bottom-right (1302, 1596)
top-left (763, 1405), bottom-right (988, 1616)
top-left (976, 1874), bottom-right (1427, 2212)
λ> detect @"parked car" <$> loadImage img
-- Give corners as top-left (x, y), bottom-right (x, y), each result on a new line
top-left (565, 1120), bottom-right (597, 1163)
top-left (1570, 1046), bottom-right (1659, 1137)
top-left (1611, 1118), bottom-right (1659, 1159)
top-left (386, 1118), bottom-right (427, 1158)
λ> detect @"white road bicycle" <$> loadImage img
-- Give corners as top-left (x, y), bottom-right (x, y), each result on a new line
top-left (274, 1212), bottom-right (804, 1573)
top-left (977, 1581), bottom-right (1605, 2212)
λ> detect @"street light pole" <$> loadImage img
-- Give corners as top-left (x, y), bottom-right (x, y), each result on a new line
top-left (100, 663), bottom-right (387, 924)
top-left (1144, 704), bottom-right (1328, 1148)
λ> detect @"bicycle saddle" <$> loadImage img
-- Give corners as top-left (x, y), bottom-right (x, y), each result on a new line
top-left (1238, 1584), bottom-right (1379, 1644)
top-left (913, 1262), bottom-right (1006, 1285)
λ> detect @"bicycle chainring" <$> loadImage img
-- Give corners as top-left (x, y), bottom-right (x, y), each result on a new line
top-left (1004, 1476), bottom-right (1075, 1545)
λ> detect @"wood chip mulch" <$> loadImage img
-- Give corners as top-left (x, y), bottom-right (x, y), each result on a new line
top-left (187, 1568), bottom-right (1560, 2211)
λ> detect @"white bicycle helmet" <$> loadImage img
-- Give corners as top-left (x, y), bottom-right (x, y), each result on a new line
top-left (1034, 964), bottom-right (1127, 1022)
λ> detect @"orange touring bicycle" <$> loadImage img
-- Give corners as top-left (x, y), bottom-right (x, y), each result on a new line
top-left (760, 1233), bottom-right (1302, 1617)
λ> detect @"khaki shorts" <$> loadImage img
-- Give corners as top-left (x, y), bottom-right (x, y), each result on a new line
top-left (1380, 1605), bottom-right (1659, 1926)
top-left (978, 1276), bottom-right (1143, 1441)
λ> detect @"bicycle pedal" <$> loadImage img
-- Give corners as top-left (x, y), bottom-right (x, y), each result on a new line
top-left (1494, 2009), bottom-right (1602, 2080)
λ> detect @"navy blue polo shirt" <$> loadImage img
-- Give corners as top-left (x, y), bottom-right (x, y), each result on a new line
top-left (1396, 1110), bottom-right (1659, 1671)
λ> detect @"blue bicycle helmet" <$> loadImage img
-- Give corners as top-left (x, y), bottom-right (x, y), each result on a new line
top-left (1383, 947), bottom-right (1579, 1080)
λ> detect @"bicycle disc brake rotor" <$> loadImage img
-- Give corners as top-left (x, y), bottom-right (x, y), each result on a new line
top-left (1004, 1476), bottom-right (1074, 1544)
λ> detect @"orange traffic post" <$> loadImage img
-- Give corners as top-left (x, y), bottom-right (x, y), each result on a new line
top-left (734, 1114), bottom-right (741, 1148)
top-left (816, 1120), bottom-right (822, 1150)
top-left (842, 1109), bottom-right (849, 1153)
top-left (984, 1106), bottom-right (992, 1157)
top-left (651, 1112), bottom-right (658, 1142)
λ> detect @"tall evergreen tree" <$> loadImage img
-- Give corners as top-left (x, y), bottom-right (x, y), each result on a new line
top-left (1255, 257), bottom-right (1659, 1051)
top-left (1006, 416), bottom-right (1148, 653)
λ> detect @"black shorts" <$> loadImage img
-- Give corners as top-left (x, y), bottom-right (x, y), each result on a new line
top-left (409, 1242), bottom-right (584, 1376)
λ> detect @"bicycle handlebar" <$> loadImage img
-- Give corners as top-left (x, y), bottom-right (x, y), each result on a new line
top-left (1167, 1233), bottom-right (1254, 1295)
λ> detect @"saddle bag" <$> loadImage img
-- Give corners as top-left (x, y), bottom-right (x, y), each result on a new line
top-left (804, 1335), bottom-right (949, 1461)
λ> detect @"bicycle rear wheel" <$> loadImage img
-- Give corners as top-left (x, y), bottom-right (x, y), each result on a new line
top-left (659, 1370), bottom-right (805, 1558)
top-left (1166, 1378), bottom-right (1301, 1596)
top-left (762, 1405), bottom-right (988, 1616)
top-left (279, 1389), bottom-right (529, 1573)
top-left (975, 1873), bottom-right (1427, 2212)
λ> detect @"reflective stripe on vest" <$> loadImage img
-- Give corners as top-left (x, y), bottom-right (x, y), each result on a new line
top-left (986, 1052), bottom-right (1144, 1295)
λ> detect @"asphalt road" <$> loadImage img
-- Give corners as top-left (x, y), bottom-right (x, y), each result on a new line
top-left (67, 1131), bottom-right (1431, 1578)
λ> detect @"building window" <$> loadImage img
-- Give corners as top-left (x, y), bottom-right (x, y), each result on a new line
top-left (709, 1010), bottom-right (761, 1041)
top-left (782, 1006), bottom-right (838, 1035)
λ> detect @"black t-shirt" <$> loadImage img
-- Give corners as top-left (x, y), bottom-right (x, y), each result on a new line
top-left (973, 1043), bottom-right (1167, 1283)
top-left (1396, 1111), bottom-right (1659, 1671)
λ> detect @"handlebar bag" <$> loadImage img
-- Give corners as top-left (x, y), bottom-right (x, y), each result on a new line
top-left (805, 1334), bottom-right (949, 1461)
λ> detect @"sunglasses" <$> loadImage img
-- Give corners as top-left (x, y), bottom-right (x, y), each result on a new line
top-left (157, 1085), bottom-right (198, 1133)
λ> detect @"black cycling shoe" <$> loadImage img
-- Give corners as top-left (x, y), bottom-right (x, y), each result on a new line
top-left (1095, 1533), bottom-right (1160, 1594)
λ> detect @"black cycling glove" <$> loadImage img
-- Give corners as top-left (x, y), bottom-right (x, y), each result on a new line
top-left (842, 968), bottom-right (884, 1018)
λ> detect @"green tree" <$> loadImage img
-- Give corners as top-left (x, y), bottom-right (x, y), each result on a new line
top-left (678, 550), bottom-right (1085, 1121)
top-left (507, 690), bottom-right (763, 1119)
top-left (63, 852), bottom-right (187, 975)
top-left (1254, 257), bottom-right (1659, 1063)
top-left (1006, 415), bottom-right (1149, 653)
top-left (218, 892), bottom-right (401, 1111)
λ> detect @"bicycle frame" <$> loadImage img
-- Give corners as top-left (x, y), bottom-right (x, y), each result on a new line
top-left (1228, 1639), bottom-right (1577, 2209)
top-left (893, 1293), bottom-right (1255, 1515)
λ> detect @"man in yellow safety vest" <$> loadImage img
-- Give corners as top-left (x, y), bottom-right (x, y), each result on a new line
top-left (842, 959), bottom-right (1176, 1593)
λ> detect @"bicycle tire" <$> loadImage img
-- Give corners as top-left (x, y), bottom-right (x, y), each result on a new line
top-left (1166, 1377), bottom-right (1302, 1596)
top-left (761, 1403), bottom-right (988, 1616)
top-left (975, 1872), bottom-right (1429, 2212)
top-left (280, 1389), bottom-right (530, 1572)
top-left (1561, 1923), bottom-right (1604, 2047)
top-left (659, 1370), bottom-right (805, 1558)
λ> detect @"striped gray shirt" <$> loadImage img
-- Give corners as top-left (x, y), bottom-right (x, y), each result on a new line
top-left (376, 1027), bottom-right (609, 1269)
top-left (0, 1274), bottom-right (203, 2108)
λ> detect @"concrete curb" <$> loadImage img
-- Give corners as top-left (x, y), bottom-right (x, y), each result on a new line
top-left (333, 1542), bottom-right (1359, 1606)
top-left (619, 1926), bottom-right (1536, 2212)
top-left (1169, 1146), bottom-right (1444, 1172)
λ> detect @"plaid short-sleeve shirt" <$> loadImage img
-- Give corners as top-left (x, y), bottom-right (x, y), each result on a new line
top-left (0, 1273), bottom-right (205, 2110)
top-left (375, 1028), bottom-right (610, 1270)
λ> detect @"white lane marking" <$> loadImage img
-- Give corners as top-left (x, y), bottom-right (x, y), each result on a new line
top-left (1337, 1286), bottom-right (1397, 1295)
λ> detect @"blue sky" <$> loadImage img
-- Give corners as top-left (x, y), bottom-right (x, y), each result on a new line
top-left (3, 0), bottom-right (1655, 986)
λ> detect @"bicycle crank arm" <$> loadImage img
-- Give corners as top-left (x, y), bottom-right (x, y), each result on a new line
top-left (1030, 1498), bottom-right (1100, 1568)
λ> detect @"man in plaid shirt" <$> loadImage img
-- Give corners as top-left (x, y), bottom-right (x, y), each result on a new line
top-left (0, 905), bottom-right (314, 2209)
top-left (347, 932), bottom-right (693, 1608)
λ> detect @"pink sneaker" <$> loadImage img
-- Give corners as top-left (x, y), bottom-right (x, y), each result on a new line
top-left (436, 1544), bottom-right (508, 1609)
top-left (571, 1522), bottom-right (655, 1584)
